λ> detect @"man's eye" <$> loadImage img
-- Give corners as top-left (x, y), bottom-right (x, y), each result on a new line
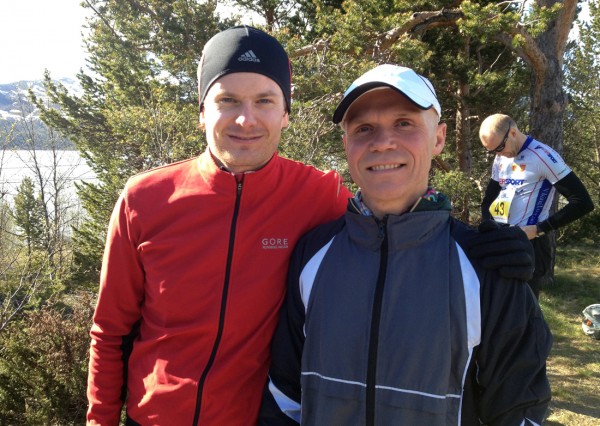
top-left (218, 97), bottom-right (236, 104)
top-left (257, 98), bottom-right (274, 104)
top-left (356, 125), bottom-right (371, 133)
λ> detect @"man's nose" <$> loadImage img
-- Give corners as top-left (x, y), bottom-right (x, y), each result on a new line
top-left (370, 129), bottom-right (397, 151)
top-left (235, 102), bottom-right (258, 127)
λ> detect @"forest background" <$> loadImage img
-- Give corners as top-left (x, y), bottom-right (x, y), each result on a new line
top-left (0, 0), bottom-right (598, 424)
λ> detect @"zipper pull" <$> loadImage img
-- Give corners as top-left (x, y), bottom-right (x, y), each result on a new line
top-left (376, 216), bottom-right (387, 239)
top-left (235, 174), bottom-right (244, 195)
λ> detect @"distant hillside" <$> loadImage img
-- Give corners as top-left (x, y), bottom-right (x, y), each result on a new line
top-left (0, 78), bottom-right (81, 149)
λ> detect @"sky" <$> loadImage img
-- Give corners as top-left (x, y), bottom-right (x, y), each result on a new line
top-left (0, 1), bottom-right (592, 85)
top-left (0, 0), bottom-right (91, 84)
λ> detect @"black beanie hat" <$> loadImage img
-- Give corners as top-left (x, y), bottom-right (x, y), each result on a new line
top-left (198, 26), bottom-right (292, 112)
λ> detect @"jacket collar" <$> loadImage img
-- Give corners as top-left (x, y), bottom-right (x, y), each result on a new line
top-left (346, 192), bottom-right (451, 251)
top-left (196, 148), bottom-right (281, 194)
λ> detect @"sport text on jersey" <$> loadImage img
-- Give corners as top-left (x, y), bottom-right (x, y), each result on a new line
top-left (498, 178), bottom-right (525, 186)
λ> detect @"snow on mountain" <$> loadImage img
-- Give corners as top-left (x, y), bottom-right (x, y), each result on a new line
top-left (0, 77), bottom-right (81, 122)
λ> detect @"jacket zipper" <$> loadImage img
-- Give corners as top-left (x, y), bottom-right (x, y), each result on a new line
top-left (192, 175), bottom-right (244, 426)
top-left (366, 218), bottom-right (388, 426)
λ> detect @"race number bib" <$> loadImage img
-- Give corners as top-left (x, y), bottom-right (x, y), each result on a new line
top-left (489, 189), bottom-right (515, 224)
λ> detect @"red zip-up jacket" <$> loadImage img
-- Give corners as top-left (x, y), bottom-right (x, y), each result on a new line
top-left (87, 150), bottom-right (350, 425)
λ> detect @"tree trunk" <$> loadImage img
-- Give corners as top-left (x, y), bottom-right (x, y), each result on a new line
top-left (525, 0), bottom-right (577, 287)
top-left (529, 51), bottom-right (566, 288)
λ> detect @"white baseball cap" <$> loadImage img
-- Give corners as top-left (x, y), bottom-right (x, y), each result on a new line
top-left (332, 64), bottom-right (441, 124)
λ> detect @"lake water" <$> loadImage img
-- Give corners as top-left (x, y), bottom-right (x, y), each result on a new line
top-left (0, 150), bottom-right (96, 203)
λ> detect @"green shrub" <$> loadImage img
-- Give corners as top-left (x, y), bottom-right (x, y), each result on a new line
top-left (0, 292), bottom-right (94, 425)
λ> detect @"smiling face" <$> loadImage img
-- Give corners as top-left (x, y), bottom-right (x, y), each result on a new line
top-left (200, 72), bottom-right (289, 173)
top-left (342, 88), bottom-right (446, 218)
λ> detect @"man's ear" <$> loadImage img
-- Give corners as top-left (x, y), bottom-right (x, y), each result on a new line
top-left (342, 133), bottom-right (348, 149)
top-left (433, 122), bottom-right (446, 155)
top-left (281, 112), bottom-right (289, 129)
top-left (199, 108), bottom-right (206, 130)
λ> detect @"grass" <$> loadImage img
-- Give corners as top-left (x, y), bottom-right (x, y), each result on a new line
top-left (541, 244), bottom-right (600, 425)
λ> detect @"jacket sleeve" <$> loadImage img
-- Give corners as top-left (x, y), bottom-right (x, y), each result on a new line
top-left (86, 187), bottom-right (145, 425)
top-left (259, 242), bottom-right (308, 425)
top-left (481, 179), bottom-right (501, 220)
top-left (537, 171), bottom-right (594, 234)
top-left (474, 273), bottom-right (553, 425)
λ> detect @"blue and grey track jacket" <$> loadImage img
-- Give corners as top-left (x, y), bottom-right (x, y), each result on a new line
top-left (259, 201), bottom-right (552, 425)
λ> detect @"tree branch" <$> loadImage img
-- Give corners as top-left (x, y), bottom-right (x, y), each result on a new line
top-left (492, 25), bottom-right (548, 79)
top-left (84, 0), bottom-right (125, 43)
top-left (291, 8), bottom-right (464, 58)
top-left (290, 38), bottom-right (329, 58)
top-left (434, 157), bottom-right (452, 172)
top-left (554, 0), bottom-right (578, 61)
top-left (408, 9), bottom-right (465, 36)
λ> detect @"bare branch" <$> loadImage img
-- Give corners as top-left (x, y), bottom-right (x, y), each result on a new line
top-left (0, 255), bottom-right (47, 332)
top-left (554, 0), bottom-right (578, 61)
top-left (409, 9), bottom-right (464, 36)
top-left (434, 157), bottom-right (452, 172)
top-left (84, 0), bottom-right (126, 44)
top-left (289, 39), bottom-right (329, 59)
top-left (292, 9), bottom-right (464, 59)
top-left (492, 26), bottom-right (547, 78)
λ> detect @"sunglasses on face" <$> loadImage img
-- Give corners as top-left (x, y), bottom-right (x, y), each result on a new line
top-left (487, 125), bottom-right (511, 154)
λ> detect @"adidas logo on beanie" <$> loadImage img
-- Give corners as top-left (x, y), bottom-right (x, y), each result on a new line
top-left (238, 50), bottom-right (260, 62)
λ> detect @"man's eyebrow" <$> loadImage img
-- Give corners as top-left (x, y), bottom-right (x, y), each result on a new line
top-left (344, 109), bottom-right (371, 124)
top-left (255, 90), bottom-right (281, 97)
top-left (346, 109), bottom-right (417, 123)
top-left (214, 90), bottom-right (280, 98)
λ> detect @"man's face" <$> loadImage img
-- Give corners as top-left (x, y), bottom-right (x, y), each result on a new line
top-left (480, 125), bottom-right (515, 158)
top-left (200, 72), bottom-right (289, 173)
top-left (343, 88), bottom-right (446, 218)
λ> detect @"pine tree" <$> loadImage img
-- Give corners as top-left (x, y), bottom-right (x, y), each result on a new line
top-left (562, 1), bottom-right (600, 242)
top-left (12, 177), bottom-right (45, 257)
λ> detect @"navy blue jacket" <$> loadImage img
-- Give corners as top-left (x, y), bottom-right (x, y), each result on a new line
top-left (260, 200), bottom-right (552, 425)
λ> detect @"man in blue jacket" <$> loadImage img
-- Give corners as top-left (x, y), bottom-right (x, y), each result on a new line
top-left (260, 64), bottom-right (552, 425)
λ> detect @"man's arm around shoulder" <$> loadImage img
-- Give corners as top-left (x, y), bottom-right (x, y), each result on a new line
top-left (453, 218), bottom-right (535, 282)
top-left (475, 272), bottom-right (552, 425)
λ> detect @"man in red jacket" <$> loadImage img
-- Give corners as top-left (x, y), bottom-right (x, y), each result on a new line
top-left (86, 26), bottom-right (535, 426)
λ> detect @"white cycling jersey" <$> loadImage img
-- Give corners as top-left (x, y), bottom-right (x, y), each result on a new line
top-left (490, 136), bottom-right (571, 226)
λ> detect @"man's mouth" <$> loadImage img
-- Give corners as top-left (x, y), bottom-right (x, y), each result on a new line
top-left (369, 163), bottom-right (401, 171)
top-left (230, 134), bottom-right (261, 141)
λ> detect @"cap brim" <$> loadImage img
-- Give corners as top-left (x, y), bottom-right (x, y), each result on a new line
top-left (332, 82), bottom-right (435, 124)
